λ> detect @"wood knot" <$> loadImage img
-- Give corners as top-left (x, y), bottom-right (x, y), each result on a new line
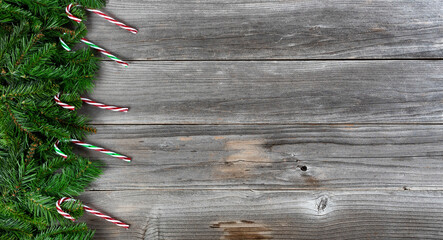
top-left (315, 195), bottom-right (329, 214)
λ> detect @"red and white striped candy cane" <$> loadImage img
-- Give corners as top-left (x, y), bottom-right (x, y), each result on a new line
top-left (66, 3), bottom-right (137, 34)
top-left (54, 93), bottom-right (75, 111)
top-left (65, 4), bottom-right (82, 22)
top-left (81, 97), bottom-right (128, 112)
top-left (56, 197), bottom-right (130, 229)
top-left (54, 94), bottom-right (129, 112)
top-left (64, 4), bottom-right (134, 66)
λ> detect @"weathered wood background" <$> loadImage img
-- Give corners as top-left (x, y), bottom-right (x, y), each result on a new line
top-left (80, 0), bottom-right (443, 239)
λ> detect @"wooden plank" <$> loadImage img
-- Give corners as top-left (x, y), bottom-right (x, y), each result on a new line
top-left (83, 61), bottom-right (443, 124)
top-left (79, 124), bottom-right (443, 190)
top-left (79, 190), bottom-right (443, 239)
top-left (85, 0), bottom-right (443, 60)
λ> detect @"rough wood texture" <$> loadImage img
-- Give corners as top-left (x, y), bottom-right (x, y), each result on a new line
top-left (80, 124), bottom-right (443, 190)
top-left (76, 1), bottom-right (443, 238)
top-left (79, 190), bottom-right (443, 239)
top-left (85, 0), bottom-right (443, 60)
top-left (83, 61), bottom-right (443, 124)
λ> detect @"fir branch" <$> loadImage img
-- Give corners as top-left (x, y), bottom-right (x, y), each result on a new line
top-left (0, 201), bottom-right (47, 229)
top-left (0, 218), bottom-right (33, 239)
top-left (4, 102), bottom-right (42, 145)
top-left (49, 112), bottom-right (97, 134)
top-left (34, 223), bottom-right (94, 240)
top-left (47, 26), bottom-right (75, 36)
top-left (24, 142), bottom-right (38, 163)
top-left (1, 0), bottom-right (107, 238)
top-left (14, 32), bottom-right (44, 67)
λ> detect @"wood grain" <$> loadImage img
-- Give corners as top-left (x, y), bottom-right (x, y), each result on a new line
top-left (77, 1), bottom-right (443, 239)
top-left (79, 190), bottom-right (443, 239)
top-left (77, 124), bottom-right (443, 190)
top-left (82, 61), bottom-right (443, 124)
top-left (85, 0), bottom-right (443, 60)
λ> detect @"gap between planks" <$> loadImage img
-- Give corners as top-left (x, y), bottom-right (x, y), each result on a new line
top-left (83, 188), bottom-right (443, 192)
top-left (101, 59), bottom-right (443, 62)
top-left (89, 123), bottom-right (443, 126)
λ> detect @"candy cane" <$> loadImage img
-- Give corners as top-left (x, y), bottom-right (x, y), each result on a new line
top-left (71, 139), bottom-right (131, 162)
top-left (54, 140), bottom-right (68, 159)
top-left (80, 38), bottom-right (128, 67)
top-left (65, 4), bottom-right (82, 23)
top-left (56, 197), bottom-right (130, 229)
top-left (59, 38), bottom-right (129, 67)
top-left (54, 139), bottom-right (131, 162)
top-left (81, 97), bottom-right (128, 112)
top-left (63, 3), bottom-right (134, 67)
top-left (54, 94), bottom-right (129, 112)
top-left (58, 37), bottom-right (128, 67)
top-left (84, 8), bottom-right (138, 34)
top-left (54, 93), bottom-right (75, 111)
top-left (66, 4), bottom-right (137, 34)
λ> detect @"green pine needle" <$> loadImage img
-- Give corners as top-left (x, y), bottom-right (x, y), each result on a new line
top-left (1, 0), bottom-right (106, 239)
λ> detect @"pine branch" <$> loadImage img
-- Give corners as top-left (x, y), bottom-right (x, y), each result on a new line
top-left (4, 102), bottom-right (42, 145)
top-left (0, 0), bottom-right (107, 238)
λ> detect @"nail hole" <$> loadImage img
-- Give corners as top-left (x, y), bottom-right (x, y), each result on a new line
top-left (300, 166), bottom-right (307, 171)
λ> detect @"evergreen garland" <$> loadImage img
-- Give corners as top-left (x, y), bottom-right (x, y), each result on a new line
top-left (0, 0), bottom-right (109, 239)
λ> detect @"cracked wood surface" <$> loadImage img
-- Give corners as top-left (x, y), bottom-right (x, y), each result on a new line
top-left (80, 0), bottom-right (443, 239)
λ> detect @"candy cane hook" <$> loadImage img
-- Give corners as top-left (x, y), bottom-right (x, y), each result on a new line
top-left (54, 140), bottom-right (68, 159)
top-left (66, 3), bottom-right (138, 34)
top-left (56, 197), bottom-right (130, 229)
top-left (59, 37), bottom-right (71, 51)
top-left (54, 93), bottom-right (75, 111)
